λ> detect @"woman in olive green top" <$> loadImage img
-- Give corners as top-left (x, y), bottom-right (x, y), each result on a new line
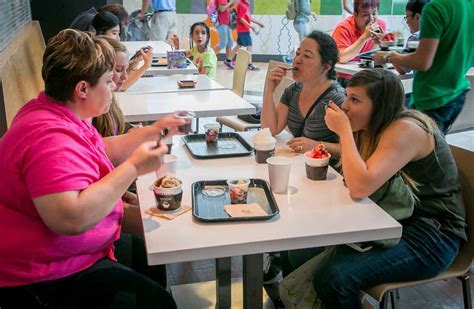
top-left (286, 69), bottom-right (466, 308)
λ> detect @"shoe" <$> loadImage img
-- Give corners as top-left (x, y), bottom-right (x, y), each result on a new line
top-left (263, 253), bottom-right (282, 284)
top-left (224, 59), bottom-right (234, 69)
top-left (247, 63), bottom-right (261, 71)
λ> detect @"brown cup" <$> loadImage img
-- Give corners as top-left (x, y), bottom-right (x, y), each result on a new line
top-left (253, 140), bottom-right (276, 164)
top-left (152, 181), bottom-right (183, 211)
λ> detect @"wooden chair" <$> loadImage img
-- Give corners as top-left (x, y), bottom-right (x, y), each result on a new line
top-left (365, 145), bottom-right (474, 309)
top-left (0, 21), bottom-right (45, 136)
top-left (217, 60), bottom-right (294, 132)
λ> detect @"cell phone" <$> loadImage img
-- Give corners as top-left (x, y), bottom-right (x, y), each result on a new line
top-left (130, 46), bottom-right (150, 62)
top-left (177, 80), bottom-right (196, 89)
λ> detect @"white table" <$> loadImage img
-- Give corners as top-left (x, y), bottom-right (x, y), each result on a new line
top-left (336, 62), bottom-right (413, 94)
top-left (143, 61), bottom-right (198, 76)
top-left (136, 131), bottom-right (402, 308)
top-left (115, 89), bottom-right (256, 122)
top-left (122, 40), bottom-right (172, 57)
top-left (125, 74), bottom-right (227, 94)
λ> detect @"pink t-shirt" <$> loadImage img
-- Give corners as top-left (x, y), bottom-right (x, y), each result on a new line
top-left (217, 0), bottom-right (230, 25)
top-left (0, 92), bottom-right (123, 287)
top-left (332, 15), bottom-right (386, 78)
top-left (236, 1), bottom-right (251, 33)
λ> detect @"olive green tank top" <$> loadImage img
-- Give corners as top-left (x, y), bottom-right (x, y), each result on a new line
top-left (402, 127), bottom-right (467, 241)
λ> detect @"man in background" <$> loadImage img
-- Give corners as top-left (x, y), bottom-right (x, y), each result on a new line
top-left (139, 0), bottom-right (177, 41)
top-left (375, 0), bottom-right (474, 134)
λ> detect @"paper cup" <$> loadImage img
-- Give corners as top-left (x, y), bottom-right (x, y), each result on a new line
top-left (304, 152), bottom-right (331, 181)
top-left (266, 156), bottom-right (291, 194)
top-left (254, 140), bottom-right (276, 164)
top-left (152, 179), bottom-right (183, 211)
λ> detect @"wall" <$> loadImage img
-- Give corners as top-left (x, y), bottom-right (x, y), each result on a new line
top-left (0, 0), bottom-right (31, 52)
top-left (124, 0), bottom-right (408, 56)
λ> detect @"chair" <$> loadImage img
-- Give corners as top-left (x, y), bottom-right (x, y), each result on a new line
top-left (217, 60), bottom-right (294, 132)
top-left (365, 145), bottom-right (474, 309)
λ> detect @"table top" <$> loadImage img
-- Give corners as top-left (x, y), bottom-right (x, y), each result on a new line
top-left (122, 40), bottom-right (172, 57)
top-left (136, 132), bottom-right (402, 265)
top-left (143, 62), bottom-right (198, 76)
top-left (335, 62), bottom-right (413, 94)
top-left (115, 89), bottom-right (256, 122)
top-left (126, 74), bottom-right (227, 94)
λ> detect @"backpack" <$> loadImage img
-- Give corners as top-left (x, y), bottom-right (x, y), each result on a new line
top-left (206, 0), bottom-right (218, 24)
top-left (286, 0), bottom-right (298, 20)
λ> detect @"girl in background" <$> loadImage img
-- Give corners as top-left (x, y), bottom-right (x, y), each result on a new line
top-left (91, 11), bottom-right (121, 41)
top-left (172, 22), bottom-right (217, 79)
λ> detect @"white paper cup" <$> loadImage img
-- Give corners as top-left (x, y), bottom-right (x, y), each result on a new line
top-left (155, 154), bottom-right (177, 179)
top-left (266, 156), bottom-right (292, 194)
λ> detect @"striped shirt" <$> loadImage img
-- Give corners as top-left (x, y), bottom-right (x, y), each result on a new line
top-left (280, 81), bottom-right (345, 143)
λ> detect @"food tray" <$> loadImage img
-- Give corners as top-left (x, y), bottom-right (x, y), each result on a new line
top-left (182, 132), bottom-right (253, 159)
top-left (192, 179), bottom-right (279, 222)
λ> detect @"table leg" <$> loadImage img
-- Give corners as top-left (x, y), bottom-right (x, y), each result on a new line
top-left (216, 257), bottom-right (231, 309)
top-left (243, 253), bottom-right (263, 309)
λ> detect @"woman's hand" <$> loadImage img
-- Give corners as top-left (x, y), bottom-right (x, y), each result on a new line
top-left (266, 66), bottom-right (288, 91)
top-left (128, 140), bottom-right (168, 175)
top-left (141, 46), bottom-right (154, 69)
top-left (324, 101), bottom-right (351, 135)
top-left (150, 114), bottom-right (186, 138)
top-left (286, 137), bottom-right (317, 153)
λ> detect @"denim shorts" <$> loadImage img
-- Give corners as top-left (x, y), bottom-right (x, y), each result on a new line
top-left (216, 24), bottom-right (234, 49)
top-left (423, 90), bottom-right (468, 134)
top-left (237, 31), bottom-right (252, 47)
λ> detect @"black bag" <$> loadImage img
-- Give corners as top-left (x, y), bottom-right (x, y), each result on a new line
top-left (229, 8), bottom-right (237, 30)
top-left (237, 103), bottom-right (261, 124)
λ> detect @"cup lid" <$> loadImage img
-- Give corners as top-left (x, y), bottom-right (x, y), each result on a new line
top-left (174, 110), bottom-right (196, 119)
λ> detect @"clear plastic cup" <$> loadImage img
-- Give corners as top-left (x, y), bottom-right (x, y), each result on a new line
top-left (173, 110), bottom-right (195, 133)
top-left (203, 122), bottom-right (220, 143)
top-left (226, 178), bottom-right (251, 204)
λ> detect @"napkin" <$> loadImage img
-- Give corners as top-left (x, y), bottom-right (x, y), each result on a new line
top-left (224, 203), bottom-right (267, 217)
top-left (145, 205), bottom-right (191, 220)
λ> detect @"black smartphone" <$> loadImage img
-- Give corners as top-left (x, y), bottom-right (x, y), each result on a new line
top-left (130, 46), bottom-right (150, 62)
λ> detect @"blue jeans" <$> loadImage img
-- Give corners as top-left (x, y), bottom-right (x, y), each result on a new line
top-left (216, 24), bottom-right (234, 49)
top-left (294, 21), bottom-right (311, 42)
top-left (286, 218), bottom-right (461, 309)
top-left (422, 90), bottom-right (468, 134)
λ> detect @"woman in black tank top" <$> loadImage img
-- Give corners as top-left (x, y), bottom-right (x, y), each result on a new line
top-left (287, 68), bottom-right (465, 308)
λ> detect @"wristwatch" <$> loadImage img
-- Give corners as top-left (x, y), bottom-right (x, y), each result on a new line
top-left (382, 52), bottom-right (393, 64)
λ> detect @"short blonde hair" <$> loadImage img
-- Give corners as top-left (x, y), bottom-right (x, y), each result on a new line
top-left (42, 29), bottom-right (115, 103)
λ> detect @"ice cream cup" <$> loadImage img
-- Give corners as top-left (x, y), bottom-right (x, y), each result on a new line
top-left (226, 178), bottom-right (250, 204)
top-left (203, 122), bottom-right (220, 143)
top-left (173, 110), bottom-right (195, 133)
top-left (304, 152), bottom-right (331, 181)
top-left (152, 177), bottom-right (183, 211)
top-left (254, 140), bottom-right (276, 164)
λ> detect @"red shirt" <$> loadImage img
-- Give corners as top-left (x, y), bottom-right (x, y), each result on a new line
top-left (217, 0), bottom-right (230, 25)
top-left (332, 15), bottom-right (386, 78)
top-left (236, 1), bottom-right (251, 33)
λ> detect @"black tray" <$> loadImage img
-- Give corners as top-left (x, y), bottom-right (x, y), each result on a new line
top-left (183, 132), bottom-right (253, 159)
top-left (192, 179), bottom-right (279, 222)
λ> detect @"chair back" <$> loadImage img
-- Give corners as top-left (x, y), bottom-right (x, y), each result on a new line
top-left (232, 48), bottom-right (251, 97)
top-left (450, 145), bottom-right (474, 269)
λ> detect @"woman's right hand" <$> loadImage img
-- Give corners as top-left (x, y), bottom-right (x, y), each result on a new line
top-left (150, 114), bottom-right (186, 138)
top-left (128, 140), bottom-right (168, 175)
top-left (141, 46), bottom-right (154, 69)
top-left (266, 66), bottom-right (288, 91)
top-left (170, 34), bottom-right (179, 50)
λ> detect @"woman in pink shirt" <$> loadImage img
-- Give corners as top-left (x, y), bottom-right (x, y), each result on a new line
top-left (0, 29), bottom-right (181, 308)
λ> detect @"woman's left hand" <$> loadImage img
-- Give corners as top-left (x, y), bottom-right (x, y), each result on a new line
top-left (151, 114), bottom-right (186, 138)
top-left (141, 46), bottom-right (154, 68)
top-left (287, 137), bottom-right (316, 153)
top-left (325, 100), bottom-right (351, 135)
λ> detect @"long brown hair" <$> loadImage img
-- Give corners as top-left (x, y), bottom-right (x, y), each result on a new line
top-left (348, 69), bottom-right (436, 190)
top-left (92, 36), bottom-right (128, 137)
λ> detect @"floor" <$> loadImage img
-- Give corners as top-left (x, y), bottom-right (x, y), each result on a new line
top-left (166, 61), bottom-right (474, 308)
